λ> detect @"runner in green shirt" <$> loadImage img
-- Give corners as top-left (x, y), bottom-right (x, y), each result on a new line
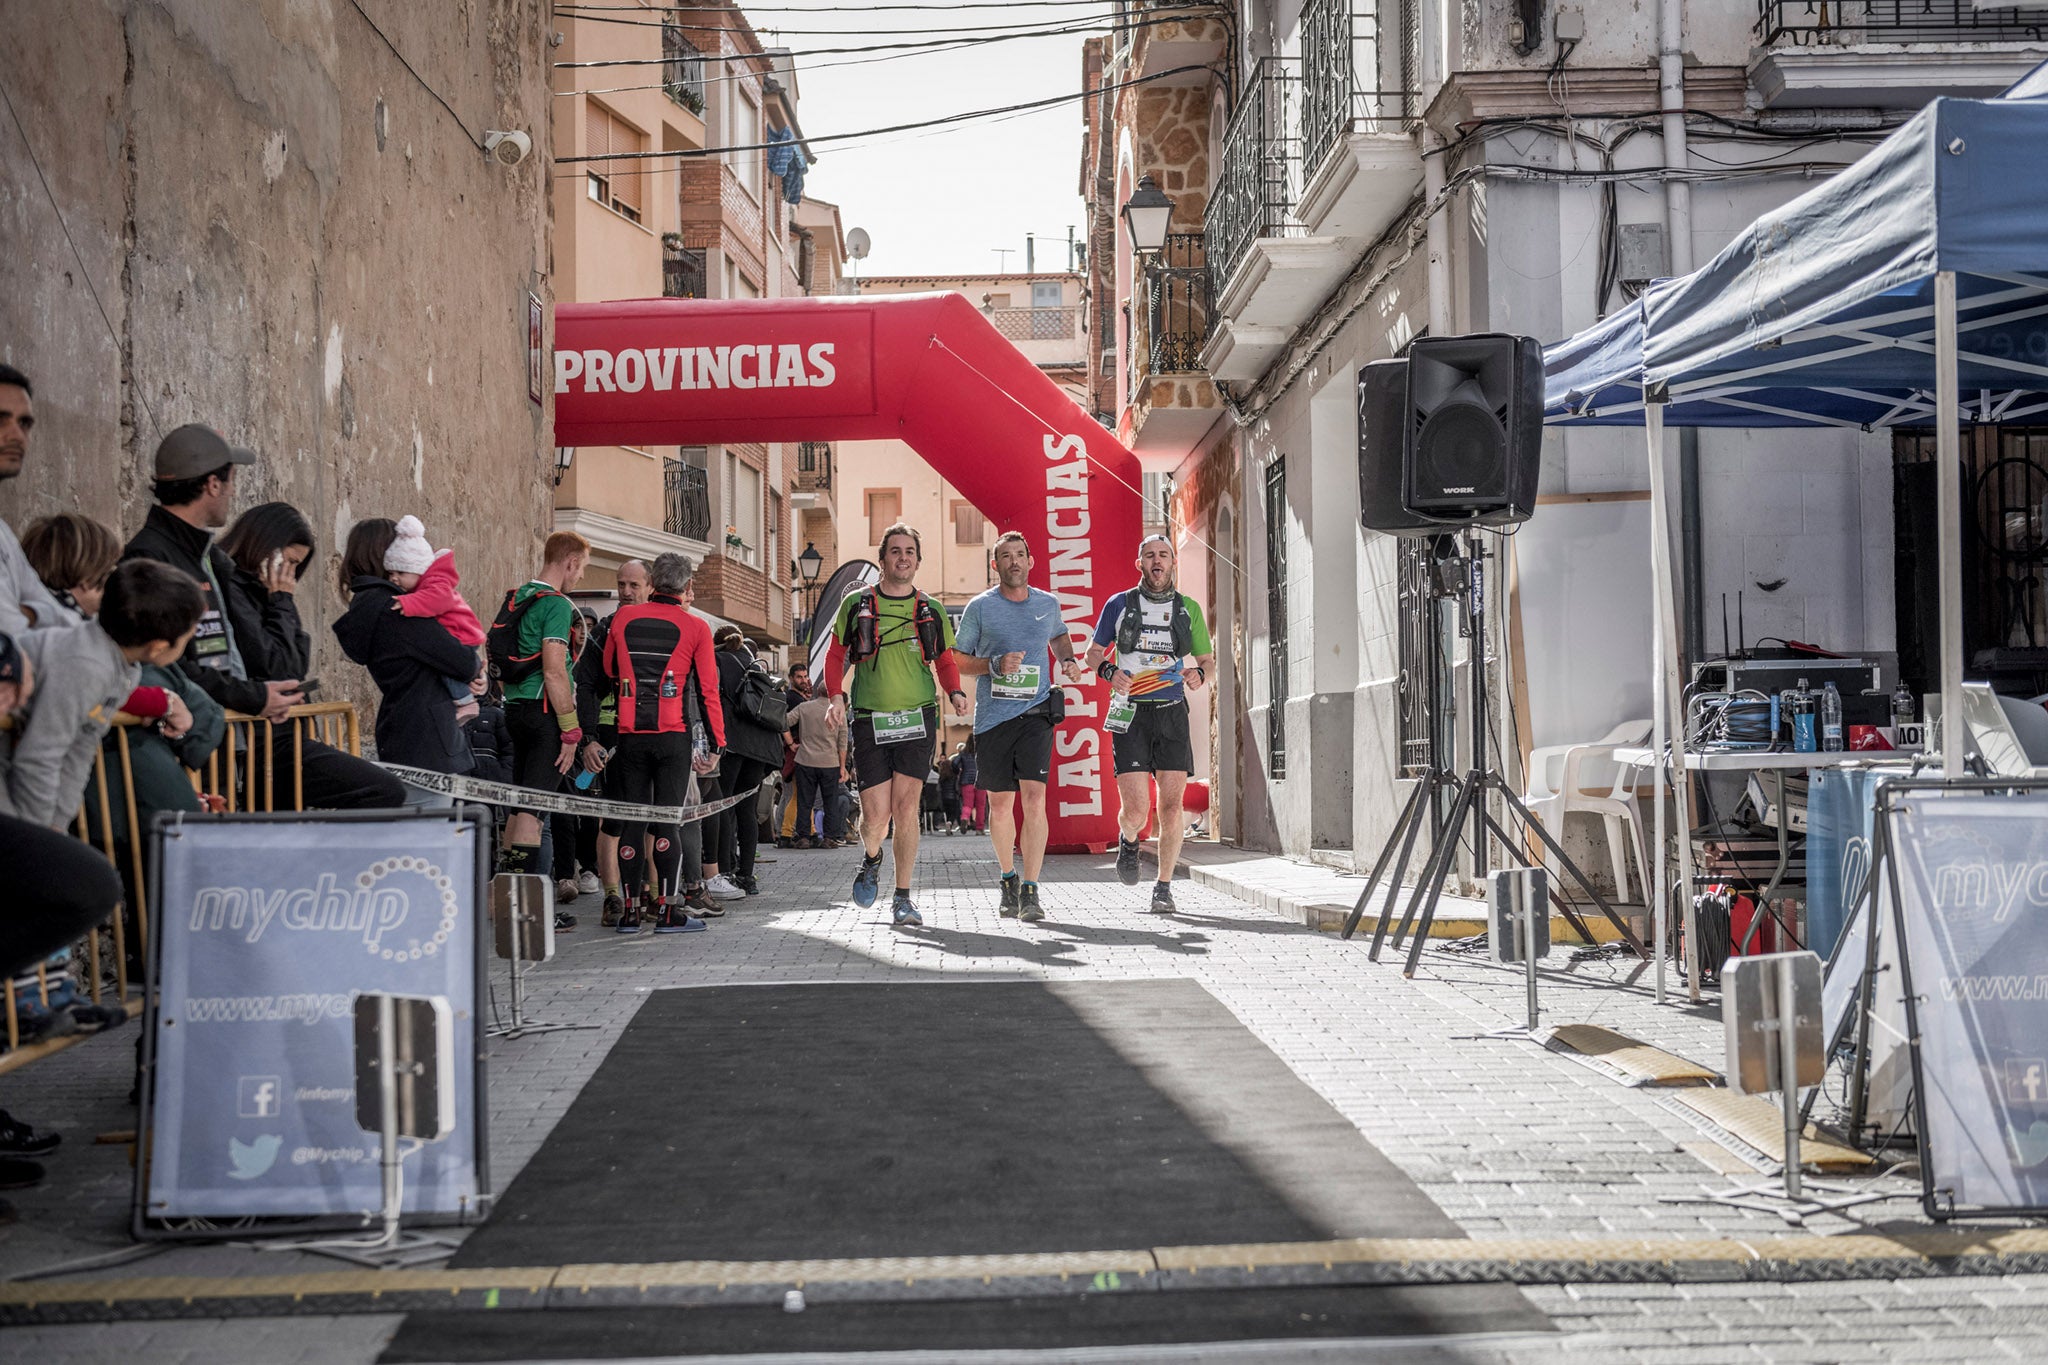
top-left (824, 522), bottom-right (969, 925)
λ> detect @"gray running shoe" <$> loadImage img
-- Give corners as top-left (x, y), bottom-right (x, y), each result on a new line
top-left (891, 893), bottom-right (922, 927)
top-left (1150, 881), bottom-right (1177, 915)
top-left (999, 874), bottom-right (1021, 917)
top-left (1018, 882), bottom-right (1043, 923)
top-left (1116, 838), bottom-right (1141, 886)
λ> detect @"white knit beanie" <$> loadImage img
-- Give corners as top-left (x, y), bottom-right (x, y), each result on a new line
top-left (385, 515), bottom-right (436, 576)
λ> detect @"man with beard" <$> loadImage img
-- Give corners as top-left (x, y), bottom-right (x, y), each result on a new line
top-left (954, 532), bottom-right (1085, 922)
top-left (1082, 534), bottom-right (1214, 914)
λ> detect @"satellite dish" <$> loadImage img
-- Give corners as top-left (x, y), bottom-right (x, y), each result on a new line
top-left (846, 227), bottom-right (871, 262)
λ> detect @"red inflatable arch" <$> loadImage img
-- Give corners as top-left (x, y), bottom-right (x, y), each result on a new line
top-left (552, 293), bottom-right (1142, 852)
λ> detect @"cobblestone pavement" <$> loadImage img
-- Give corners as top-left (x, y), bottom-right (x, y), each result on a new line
top-left (3, 832), bottom-right (2045, 1362)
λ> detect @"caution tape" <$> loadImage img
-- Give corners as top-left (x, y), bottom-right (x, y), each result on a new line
top-left (379, 763), bottom-right (766, 825)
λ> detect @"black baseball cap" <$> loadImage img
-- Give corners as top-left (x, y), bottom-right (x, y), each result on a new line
top-left (154, 423), bottom-right (256, 481)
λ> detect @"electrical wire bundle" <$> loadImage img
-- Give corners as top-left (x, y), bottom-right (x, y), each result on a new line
top-left (1686, 687), bottom-right (1777, 751)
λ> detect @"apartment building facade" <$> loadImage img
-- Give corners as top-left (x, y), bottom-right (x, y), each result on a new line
top-left (552, 0), bottom-right (844, 655)
top-left (1086, 0), bottom-right (2047, 866)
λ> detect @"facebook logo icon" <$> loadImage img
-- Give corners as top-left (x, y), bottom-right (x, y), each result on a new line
top-left (238, 1076), bottom-right (282, 1119)
top-left (2007, 1059), bottom-right (2048, 1104)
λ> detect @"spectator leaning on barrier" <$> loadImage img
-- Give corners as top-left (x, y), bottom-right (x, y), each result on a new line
top-left (332, 517), bottom-right (485, 805)
top-left (124, 426), bottom-right (404, 810)
top-left (0, 366), bottom-right (80, 638)
top-left (4, 560), bottom-right (203, 829)
top-left (215, 502), bottom-right (314, 687)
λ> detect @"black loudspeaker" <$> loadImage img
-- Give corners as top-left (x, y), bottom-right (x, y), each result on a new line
top-left (1401, 333), bottom-right (1544, 528)
top-left (1357, 357), bottom-right (1440, 537)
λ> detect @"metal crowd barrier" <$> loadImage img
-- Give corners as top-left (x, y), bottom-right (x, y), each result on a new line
top-left (1, 701), bottom-right (363, 1064)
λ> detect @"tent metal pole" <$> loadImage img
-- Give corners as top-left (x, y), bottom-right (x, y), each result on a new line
top-left (1646, 403), bottom-right (1697, 1001)
top-left (1936, 271), bottom-right (1964, 779)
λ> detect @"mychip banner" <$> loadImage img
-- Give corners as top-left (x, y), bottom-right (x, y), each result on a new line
top-left (140, 812), bottom-right (489, 1229)
top-left (1888, 790), bottom-right (2048, 1216)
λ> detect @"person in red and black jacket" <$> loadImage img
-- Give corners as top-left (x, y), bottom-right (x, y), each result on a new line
top-left (602, 552), bottom-right (723, 934)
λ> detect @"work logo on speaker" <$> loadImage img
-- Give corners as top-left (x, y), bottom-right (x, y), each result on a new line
top-left (145, 817), bottom-right (486, 1224)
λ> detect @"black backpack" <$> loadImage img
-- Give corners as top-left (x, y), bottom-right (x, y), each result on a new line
top-left (486, 585), bottom-right (562, 685)
top-left (735, 661), bottom-right (789, 730)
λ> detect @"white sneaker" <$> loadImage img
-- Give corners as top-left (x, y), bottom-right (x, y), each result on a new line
top-left (704, 874), bottom-right (748, 900)
top-left (575, 870), bottom-right (601, 896)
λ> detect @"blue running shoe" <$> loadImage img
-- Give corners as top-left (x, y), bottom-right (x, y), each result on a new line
top-left (853, 853), bottom-right (882, 908)
top-left (891, 893), bottom-right (922, 927)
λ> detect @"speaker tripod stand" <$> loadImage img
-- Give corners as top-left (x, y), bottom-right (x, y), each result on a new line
top-left (1339, 530), bottom-right (1648, 975)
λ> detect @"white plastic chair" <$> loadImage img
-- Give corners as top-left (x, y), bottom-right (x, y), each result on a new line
top-left (1521, 719), bottom-right (1654, 904)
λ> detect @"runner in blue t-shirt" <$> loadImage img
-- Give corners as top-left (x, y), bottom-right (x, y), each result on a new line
top-left (954, 531), bottom-right (1086, 922)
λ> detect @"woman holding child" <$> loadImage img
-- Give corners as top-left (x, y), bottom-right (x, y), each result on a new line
top-left (331, 516), bottom-right (483, 787)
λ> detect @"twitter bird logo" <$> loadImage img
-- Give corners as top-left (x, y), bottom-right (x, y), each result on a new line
top-left (227, 1133), bottom-right (282, 1181)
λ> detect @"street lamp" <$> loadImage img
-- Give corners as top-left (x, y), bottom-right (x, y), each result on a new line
top-left (552, 446), bottom-right (575, 487)
top-left (1120, 174), bottom-right (1175, 257)
top-left (795, 541), bottom-right (824, 588)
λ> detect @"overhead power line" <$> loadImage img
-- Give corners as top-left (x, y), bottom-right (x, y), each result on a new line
top-left (558, 3), bottom-right (1143, 36)
top-left (553, 7), bottom-right (1192, 65)
top-left (560, 1), bottom-right (1145, 12)
top-left (558, 61), bottom-right (1213, 164)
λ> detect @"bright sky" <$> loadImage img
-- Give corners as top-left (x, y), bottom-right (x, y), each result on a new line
top-left (771, 2), bottom-right (1115, 278)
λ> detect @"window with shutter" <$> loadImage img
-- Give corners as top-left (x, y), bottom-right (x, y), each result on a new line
top-left (584, 100), bottom-right (645, 224)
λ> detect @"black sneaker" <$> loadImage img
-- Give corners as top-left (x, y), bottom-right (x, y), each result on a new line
top-left (1019, 882), bottom-right (1043, 923)
top-left (554, 909), bottom-right (578, 932)
top-left (999, 873), bottom-right (1021, 917)
top-left (1116, 837), bottom-right (1141, 886)
top-left (615, 903), bottom-right (641, 934)
top-left (600, 894), bottom-right (623, 928)
top-left (853, 853), bottom-right (882, 908)
top-left (1150, 881), bottom-right (1177, 915)
top-left (0, 1157), bottom-right (45, 1191)
top-left (732, 873), bottom-right (760, 896)
top-left (0, 1110), bottom-right (59, 1158)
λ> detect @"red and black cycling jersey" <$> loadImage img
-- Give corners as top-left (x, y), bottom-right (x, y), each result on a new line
top-left (602, 595), bottom-right (725, 744)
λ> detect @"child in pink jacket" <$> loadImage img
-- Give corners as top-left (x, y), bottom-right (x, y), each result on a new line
top-left (386, 516), bottom-right (485, 719)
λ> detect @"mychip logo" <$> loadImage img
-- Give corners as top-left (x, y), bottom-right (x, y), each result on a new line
top-left (187, 857), bottom-right (461, 961)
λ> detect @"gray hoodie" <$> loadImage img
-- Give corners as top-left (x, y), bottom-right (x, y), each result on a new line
top-left (5, 620), bottom-right (139, 828)
top-left (0, 515), bottom-right (79, 639)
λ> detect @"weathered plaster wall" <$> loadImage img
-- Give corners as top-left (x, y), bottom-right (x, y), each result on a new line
top-left (0, 0), bottom-right (553, 724)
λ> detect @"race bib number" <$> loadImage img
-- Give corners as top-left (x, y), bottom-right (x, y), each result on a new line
top-left (190, 609), bottom-right (230, 668)
top-left (991, 663), bottom-right (1041, 700)
top-left (1105, 697), bottom-right (1137, 734)
top-left (871, 708), bottom-right (925, 745)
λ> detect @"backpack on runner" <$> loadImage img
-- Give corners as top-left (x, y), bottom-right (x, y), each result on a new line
top-left (486, 585), bottom-right (562, 685)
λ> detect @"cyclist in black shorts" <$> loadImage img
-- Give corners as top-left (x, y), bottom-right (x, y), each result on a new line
top-left (1082, 534), bottom-right (1214, 913)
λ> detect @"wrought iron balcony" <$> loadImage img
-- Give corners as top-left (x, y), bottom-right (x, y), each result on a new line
top-left (797, 441), bottom-right (832, 490)
top-left (663, 459), bottom-right (712, 542)
top-left (983, 305), bottom-right (1082, 343)
top-left (663, 246), bottom-right (706, 300)
top-left (1302, 0), bottom-right (1417, 172)
top-left (1147, 234), bottom-right (1211, 375)
top-left (662, 25), bottom-right (707, 114)
top-left (1758, 0), bottom-right (2047, 44)
top-left (1204, 59), bottom-right (1303, 293)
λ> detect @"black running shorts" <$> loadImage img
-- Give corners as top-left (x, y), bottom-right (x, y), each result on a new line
top-left (506, 700), bottom-right (569, 796)
top-left (850, 705), bottom-right (938, 791)
top-left (976, 700), bottom-right (1057, 792)
top-left (1110, 698), bottom-right (1193, 776)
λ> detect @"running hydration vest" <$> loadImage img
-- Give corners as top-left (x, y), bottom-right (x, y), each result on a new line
top-left (845, 587), bottom-right (947, 664)
top-left (1113, 587), bottom-right (1197, 660)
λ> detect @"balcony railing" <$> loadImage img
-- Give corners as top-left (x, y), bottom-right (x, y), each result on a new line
top-left (1205, 59), bottom-right (1303, 292)
top-left (1758, 0), bottom-right (2048, 44)
top-left (663, 246), bottom-right (707, 300)
top-left (798, 441), bottom-right (832, 489)
top-left (662, 25), bottom-right (707, 113)
top-left (1147, 233), bottom-right (1212, 374)
top-left (983, 305), bottom-right (1081, 343)
top-left (664, 459), bottom-right (712, 541)
top-left (1302, 0), bottom-right (1417, 172)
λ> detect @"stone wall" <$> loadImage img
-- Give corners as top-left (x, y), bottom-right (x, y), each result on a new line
top-left (0, 0), bottom-right (554, 725)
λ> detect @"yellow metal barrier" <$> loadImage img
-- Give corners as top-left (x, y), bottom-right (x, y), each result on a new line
top-left (2, 701), bottom-right (364, 1065)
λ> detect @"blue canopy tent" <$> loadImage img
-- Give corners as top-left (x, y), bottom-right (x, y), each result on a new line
top-left (1541, 92), bottom-right (2048, 999)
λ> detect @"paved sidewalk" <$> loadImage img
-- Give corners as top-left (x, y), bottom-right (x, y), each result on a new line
top-left (2, 832), bottom-right (2044, 1363)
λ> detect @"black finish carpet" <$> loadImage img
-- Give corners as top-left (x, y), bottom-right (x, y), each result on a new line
top-left (382, 979), bottom-right (1545, 1359)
